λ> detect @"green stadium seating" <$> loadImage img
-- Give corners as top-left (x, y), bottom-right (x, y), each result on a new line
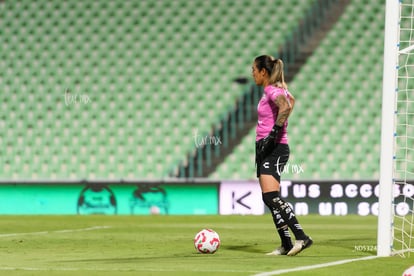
top-left (0, 0), bottom-right (315, 179)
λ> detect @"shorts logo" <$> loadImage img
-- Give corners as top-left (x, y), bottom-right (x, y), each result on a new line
top-left (263, 162), bottom-right (270, 169)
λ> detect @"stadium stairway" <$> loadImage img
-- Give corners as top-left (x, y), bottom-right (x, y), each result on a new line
top-left (173, 0), bottom-right (350, 178)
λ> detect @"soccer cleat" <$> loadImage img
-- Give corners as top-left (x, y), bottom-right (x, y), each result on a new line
top-left (266, 246), bottom-right (291, 256)
top-left (287, 237), bottom-right (313, 256)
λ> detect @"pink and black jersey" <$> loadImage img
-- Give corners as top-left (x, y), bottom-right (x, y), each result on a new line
top-left (256, 85), bottom-right (290, 144)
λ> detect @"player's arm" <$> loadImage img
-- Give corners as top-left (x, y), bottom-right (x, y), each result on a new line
top-left (274, 93), bottom-right (293, 127)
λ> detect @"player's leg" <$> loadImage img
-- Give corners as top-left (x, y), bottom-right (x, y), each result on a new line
top-left (264, 201), bottom-right (293, 255)
top-left (261, 184), bottom-right (313, 256)
top-left (259, 144), bottom-right (312, 256)
top-left (257, 144), bottom-right (293, 254)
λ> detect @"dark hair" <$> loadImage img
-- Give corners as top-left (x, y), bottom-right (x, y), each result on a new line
top-left (254, 55), bottom-right (287, 88)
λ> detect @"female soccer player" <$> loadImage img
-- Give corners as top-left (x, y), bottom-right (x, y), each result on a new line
top-left (252, 55), bottom-right (312, 256)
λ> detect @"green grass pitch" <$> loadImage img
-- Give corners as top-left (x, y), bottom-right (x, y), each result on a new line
top-left (0, 215), bottom-right (412, 275)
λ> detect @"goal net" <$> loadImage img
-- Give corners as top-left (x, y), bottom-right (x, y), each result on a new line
top-left (378, 0), bottom-right (414, 257)
top-left (394, 0), bottom-right (414, 257)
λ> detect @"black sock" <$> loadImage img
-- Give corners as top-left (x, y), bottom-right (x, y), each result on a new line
top-left (278, 226), bottom-right (293, 250)
top-left (263, 192), bottom-right (307, 240)
top-left (268, 207), bottom-right (293, 249)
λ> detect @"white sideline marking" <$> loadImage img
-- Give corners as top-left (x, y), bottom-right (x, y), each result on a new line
top-left (252, 255), bottom-right (379, 276)
top-left (0, 226), bottom-right (110, 238)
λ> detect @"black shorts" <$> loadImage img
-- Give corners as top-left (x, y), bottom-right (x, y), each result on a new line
top-left (256, 142), bottom-right (290, 182)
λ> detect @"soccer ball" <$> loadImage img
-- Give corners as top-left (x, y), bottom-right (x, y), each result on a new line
top-left (194, 229), bottom-right (220, 254)
top-left (403, 265), bottom-right (414, 276)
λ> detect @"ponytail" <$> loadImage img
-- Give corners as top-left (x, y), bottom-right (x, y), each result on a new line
top-left (269, 59), bottom-right (287, 89)
top-left (254, 55), bottom-right (287, 89)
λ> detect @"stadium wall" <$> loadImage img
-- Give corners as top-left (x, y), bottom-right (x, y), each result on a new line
top-left (0, 180), bottom-right (411, 216)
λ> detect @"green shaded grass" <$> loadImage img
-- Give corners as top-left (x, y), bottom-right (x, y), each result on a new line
top-left (0, 215), bottom-right (412, 275)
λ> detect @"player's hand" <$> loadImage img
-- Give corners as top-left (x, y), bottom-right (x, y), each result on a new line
top-left (257, 125), bottom-right (282, 160)
top-left (258, 135), bottom-right (274, 160)
top-left (268, 124), bottom-right (282, 140)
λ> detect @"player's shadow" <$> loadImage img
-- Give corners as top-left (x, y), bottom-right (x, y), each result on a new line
top-left (222, 244), bottom-right (264, 253)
